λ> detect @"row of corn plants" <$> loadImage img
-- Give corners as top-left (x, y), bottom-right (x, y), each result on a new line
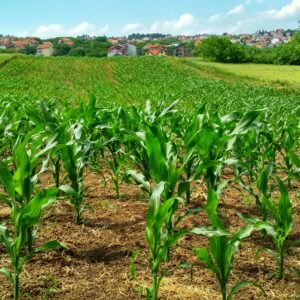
top-left (0, 98), bottom-right (299, 299)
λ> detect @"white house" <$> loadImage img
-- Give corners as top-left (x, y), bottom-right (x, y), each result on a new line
top-left (107, 43), bottom-right (137, 57)
top-left (37, 42), bottom-right (53, 56)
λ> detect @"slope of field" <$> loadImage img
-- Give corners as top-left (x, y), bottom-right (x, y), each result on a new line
top-left (180, 58), bottom-right (300, 90)
top-left (0, 55), bottom-right (299, 116)
top-left (0, 53), bottom-right (17, 67)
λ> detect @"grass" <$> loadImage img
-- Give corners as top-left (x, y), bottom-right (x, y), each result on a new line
top-left (180, 58), bottom-right (300, 90)
top-left (0, 54), bottom-right (17, 67)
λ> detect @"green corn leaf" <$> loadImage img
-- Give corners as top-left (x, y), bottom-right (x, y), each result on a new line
top-left (35, 240), bottom-right (67, 253)
top-left (126, 170), bottom-right (151, 193)
top-left (227, 280), bottom-right (265, 300)
top-left (0, 267), bottom-right (12, 281)
top-left (277, 179), bottom-right (292, 233)
top-left (0, 162), bottom-right (15, 200)
top-left (59, 185), bottom-right (78, 196)
top-left (191, 226), bottom-right (230, 237)
top-left (231, 111), bottom-right (260, 135)
top-left (206, 187), bottom-right (221, 227)
top-left (194, 248), bottom-right (217, 272)
top-left (0, 225), bottom-right (14, 259)
top-left (153, 230), bottom-right (186, 272)
top-left (287, 149), bottom-right (300, 168)
top-left (19, 189), bottom-right (57, 229)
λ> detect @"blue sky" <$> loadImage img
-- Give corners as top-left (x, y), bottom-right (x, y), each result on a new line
top-left (1, 0), bottom-right (299, 37)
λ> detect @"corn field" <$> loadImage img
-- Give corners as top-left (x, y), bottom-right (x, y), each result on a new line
top-left (0, 55), bottom-right (300, 299)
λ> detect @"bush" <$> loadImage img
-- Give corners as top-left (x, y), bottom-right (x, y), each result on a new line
top-left (197, 36), bottom-right (246, 63)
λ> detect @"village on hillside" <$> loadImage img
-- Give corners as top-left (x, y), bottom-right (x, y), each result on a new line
top-left (0, 28), bottom-right (295, 57)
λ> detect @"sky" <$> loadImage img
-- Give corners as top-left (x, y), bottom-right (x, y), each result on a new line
top-left (0, 0), bottom-right (299, 38)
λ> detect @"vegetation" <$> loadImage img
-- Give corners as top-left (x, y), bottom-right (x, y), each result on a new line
top-left (197, 32), bottom-right (300, 65)
top-left (0, 54), bottom-right (300, 299)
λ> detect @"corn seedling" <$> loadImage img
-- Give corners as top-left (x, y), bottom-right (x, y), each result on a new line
top-left (240, 179), bottom-right (298, 279)
top-left (59, 122), bottom-right (92, 224)
top-left (0, 158), bottom-right (64, 300)
top-left (145, 182), bottom-right (186, 300)
top-left (193, 187), bottom-right (264, 300)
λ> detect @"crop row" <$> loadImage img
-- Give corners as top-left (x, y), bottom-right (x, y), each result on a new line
top-left (0, 56), bottom-right (299, 116)
top-left (0, 96), bottom-right (299, 299)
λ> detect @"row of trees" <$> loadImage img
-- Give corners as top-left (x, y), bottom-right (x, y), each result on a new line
top-left (51, 36), bottom-right (112, 57)
top-left (197, 32), bottom-right (300, 65)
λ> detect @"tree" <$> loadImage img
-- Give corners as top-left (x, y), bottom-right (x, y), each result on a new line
top-left (53, 43), bottom-right (71, 56)
top-left (197, 36), bottom-right (246, 63)
top-left (19, 44), bottom-right (37, 55)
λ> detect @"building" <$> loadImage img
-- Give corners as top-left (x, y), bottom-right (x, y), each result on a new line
top-left (12, 40), bottom-right (28, 50)
top-left (143, 44), bottom-right (168, 56)
top-left (58, 38), bottom-right (74, 46)
top-left (173, 45), bottom-right (191, 57)
top-left (37, 42), bottom-right (53, 56)
top-left (107, 43), bottom-right (137, 57)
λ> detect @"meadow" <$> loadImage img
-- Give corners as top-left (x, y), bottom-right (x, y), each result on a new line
top-left (180, 58), bottom-right (300, 90)
top-left (0, 54), bottom-right (300, 300)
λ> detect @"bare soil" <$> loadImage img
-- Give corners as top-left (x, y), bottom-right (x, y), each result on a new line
top-left (0, 171), bottom-right (300, 300)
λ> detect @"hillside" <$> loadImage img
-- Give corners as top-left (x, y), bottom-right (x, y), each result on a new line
top-left (0, 55), bottom-right (299, 116)
top-left (179, 58), bottom-right (300, 90)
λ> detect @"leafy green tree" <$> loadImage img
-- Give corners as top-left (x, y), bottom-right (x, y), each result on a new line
top-left (19, 44), bottom-right (37, 55)
top-left (197, 36), bottom-right (246, 63)
top-left (53, 43), bottom-right (72, 56)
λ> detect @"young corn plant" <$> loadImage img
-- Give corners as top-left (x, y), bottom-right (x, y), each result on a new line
top-left (240, 179), bottom-right (297, 279)
top-left (196, 110), bottom-right (260, 200)
top-left (95, 108), bottom-right (128, 198)
top-left (59, 122), bottom-right (92, 224)
top-left (193, 187), bottom-right (264, 300)
top-left (145, 182), bottom-right (186, 300)
top-left (0, 160), bottom-right (64, 300)
top-left (176, 113), bottom-right (202, 204)
top-left (0, 133), bottom-right (57, 253)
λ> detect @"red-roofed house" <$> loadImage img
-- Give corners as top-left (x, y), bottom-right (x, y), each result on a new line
top-left (37, 42), bottom-right (53, 56)
top-left (143, 44), bottom-right (168, 56)
top-left (58, 38), bottom-right (74, 46)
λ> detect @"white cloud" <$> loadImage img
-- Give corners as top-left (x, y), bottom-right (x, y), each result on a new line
top-left (150, 13), bottom-right (197, 34)
top-left (122, 23), bottom-right (145, 33)
top-left (227, 4), bottom-right (244, 15)
top-left (265, 0), bottom-right (300, 20)
top-left (34, 22), bottom-right (109, 38)
top-left (69, 22), bottom-right (95, 35)
top-left (209, 13), bottom-right (223, 22)
top-left (120, 13), bottom-right (197, 35)
top-left (35, 24), bottom-right (63, 37)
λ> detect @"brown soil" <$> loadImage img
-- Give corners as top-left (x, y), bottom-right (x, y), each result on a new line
top-left (0, 172), bottom-right (300, 300)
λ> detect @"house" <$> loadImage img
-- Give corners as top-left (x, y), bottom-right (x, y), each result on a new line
top-left (0, 41), bottom-right (6, 49)
top-left (143, 44), bottom-right (168, 56)
top-left (107, 43), bottom-right (137, 57)
top-left (12, 40), bottom-right (28, 50)
top-left (23, 37), bottom-right (38, 45)
top-left (0, 38), bottom-right (12, 49)
top-left (107, 39), bottom-right (119, 45)
top-left (173, 45), bottom-right (191, 57)
top-left (58, 38), bottom-right (74, 46)
top-left (37, 42), bottom-right (53, 56)
top-left (11, 38), bottom-right (38, 50)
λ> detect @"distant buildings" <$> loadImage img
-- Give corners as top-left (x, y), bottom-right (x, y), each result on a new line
top-left (0, 27), bottom-right (296, 58)
top-left (107, 43), bottom-right (137, 57)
